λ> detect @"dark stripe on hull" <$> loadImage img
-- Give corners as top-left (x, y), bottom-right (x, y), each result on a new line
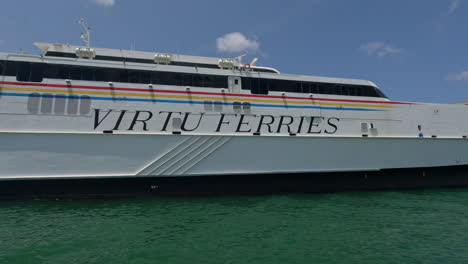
top-left (1, 165), bottom-right (468, 199)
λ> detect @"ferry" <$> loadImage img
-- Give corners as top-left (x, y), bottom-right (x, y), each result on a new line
top-left (1, 23), bottom-right (468, 198)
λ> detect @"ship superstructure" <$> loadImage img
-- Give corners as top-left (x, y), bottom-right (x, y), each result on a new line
top-left (0, 37), bottom-right (468, 197)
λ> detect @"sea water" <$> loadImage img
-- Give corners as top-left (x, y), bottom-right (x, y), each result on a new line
top-left (1, 189), bottom-right (468, 264)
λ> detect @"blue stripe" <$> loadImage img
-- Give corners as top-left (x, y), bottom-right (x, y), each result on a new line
top-left (0, 92), bottom-right (382, 112)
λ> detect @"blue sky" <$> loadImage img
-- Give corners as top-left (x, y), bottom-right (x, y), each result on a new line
top-left (0, 0), bottom-right (467, 103)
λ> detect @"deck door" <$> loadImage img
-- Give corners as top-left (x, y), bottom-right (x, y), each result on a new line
top-left (228, 76), bottom-right (241, 93)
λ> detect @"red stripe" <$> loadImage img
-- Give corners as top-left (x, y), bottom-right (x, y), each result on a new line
top-left (0, 80), bottom-right (413, 105)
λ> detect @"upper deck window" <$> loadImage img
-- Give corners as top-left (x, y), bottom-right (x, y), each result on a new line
top-left (0, 61), bottom-right (4, 76)
top-left (241, 77), bottom-right (386, 98)
top-left (41, 62), bottom-right (229, 89)
top-left (0, 59), bottom-right (386, 98)
top-left (0, 59), bottom-right (229, 89)
top-left (242, 77), bottom-right (268, 95)
top-left (2, 61), bottom-right (45, 82)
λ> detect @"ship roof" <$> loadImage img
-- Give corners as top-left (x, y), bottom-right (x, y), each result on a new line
top-left (35, 42), bottom-right (227, 68)
top-left (26, 42), bottom-right (378, 88)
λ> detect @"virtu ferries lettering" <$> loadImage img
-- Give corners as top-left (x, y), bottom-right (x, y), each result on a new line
top-left (93, 109), bottom-right (340, 135)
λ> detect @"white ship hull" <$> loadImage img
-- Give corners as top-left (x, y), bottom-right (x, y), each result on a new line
top-left (2, 132), bottom-right (468, 179)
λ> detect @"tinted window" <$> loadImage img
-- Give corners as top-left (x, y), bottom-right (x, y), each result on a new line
top-left (302, 83), bottom-right (310, 94)
top-left (30, 63), bottom-right (45, 82)
top-left (5, 61), bottom-right (17, 76)
top-left (173, 74), bottom-right (183, 86)
top-left (0, 61), bottom-right (5, 75)
top-left (149, 72), bottom-right (159, 84)
top-left (193, 75), bottom-right (202, 87)
top-left (16, 62), bottom-right (31, 81)
top-left (241, 77), bottom-right (386, 98)
top-left (362, 86), bottom-right (380, 97)
top-left (70, 66), bottom-right (81, 80)
top-left (203, 76), bottom-right (213, 87)
top-left (241, 77), bottom-right (251, 91)
top-left (128, 70), bottom-right (139, 83)
top-left (268, 79), bottom-right (280, 92)
top-left (320, 83), bottom-right (334, 94)
top-left (15, 62), bottom-right (44, 82)
top-left (182, 74), bottom-right (192, 86)
top-left (244, 77), bottom-right (268, 95)
top-left (259, 79), bottom-right (268, 94)
top-left (213, 75), bottom-right (226, 88)
top-left (95, 68), bottom-right (106, 82)
top-left (309, 82), bottom-right (318, 94)
top-left (59, 66), bottom-right (70, 80)
top-left (2, 60), bottom-right (385, 97)
top-left (119, 69), bottom-right (129, 83)
top-left (30, 61), bottom-right (226, 88)
top-left (140, 71), bottom-right (151, 84)
top-left (82, 67), bottom-right (94, 81)
top-left (45, 63), bottom-right (61, 79)
top-left (374, 88), bottom-right (388, 98)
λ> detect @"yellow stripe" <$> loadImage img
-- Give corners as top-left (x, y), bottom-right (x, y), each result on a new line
top-left (1, 86), bottom-right (398, 109)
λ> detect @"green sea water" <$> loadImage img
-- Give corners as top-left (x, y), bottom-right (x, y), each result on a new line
top-left (1, 189), bottom-right (468, 264)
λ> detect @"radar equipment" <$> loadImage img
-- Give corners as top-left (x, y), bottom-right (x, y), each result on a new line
top-left (78, 18), bottom-right (91, 48)
top-left (76, 18), bottom-right (96, 59)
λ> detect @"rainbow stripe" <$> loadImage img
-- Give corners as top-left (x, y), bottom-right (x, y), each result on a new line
top-left (0, 81), bottom-right (412, 111)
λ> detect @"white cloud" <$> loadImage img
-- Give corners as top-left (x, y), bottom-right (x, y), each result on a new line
top-left (449, 0), bottom-right (460, 13)
top-left (359, 41), bottom-right (402, 58)
top-left (446, 71), bottom-right (468, 81)
top-left (91, 0), bottom-right (115, 6)
top-left (217, 32), bottom-right (259, 53)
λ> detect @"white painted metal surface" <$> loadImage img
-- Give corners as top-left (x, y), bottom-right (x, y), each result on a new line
top-left (0, 42), bottom-right (467, 181)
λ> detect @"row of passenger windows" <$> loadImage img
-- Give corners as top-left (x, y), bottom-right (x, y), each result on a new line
top-left (1, 60), bottom-right (227, 88)
top-left (241, 77), bottom-right (386, 97)
top-left (0, 60), bottom-right (387, 98)
top-left (27, 93), bottom-right (91, 115)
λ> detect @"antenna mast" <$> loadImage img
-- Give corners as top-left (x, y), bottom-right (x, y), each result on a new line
top-left (75, 18), bottom-right (96, 59)
top-left (78, 18), bottom-right (91, 48)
